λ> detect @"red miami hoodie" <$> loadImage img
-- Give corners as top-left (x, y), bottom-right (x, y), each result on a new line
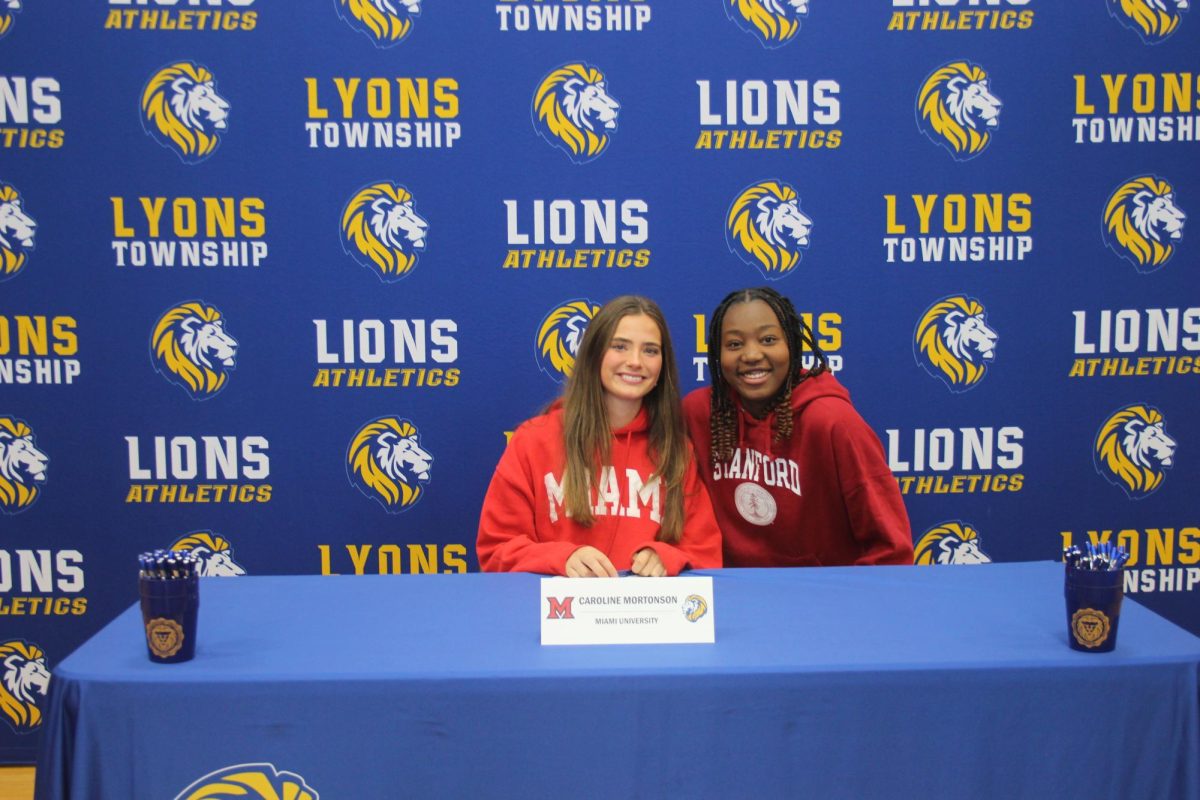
top-left (683, 372), bottom-right (912, 568)
top-left (477, 404), bottom-right (723, 575)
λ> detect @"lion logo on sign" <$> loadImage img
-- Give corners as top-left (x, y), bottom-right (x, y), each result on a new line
top-left (914, 522), bottom-right (992, 565)
top-left (334, 0), bottom-right (420, 48)
top-left (533, 63), bottom-right (621, 164)
top-left (1103, 176), bottom-right (1186, 273)
top-left (0, 417), bottom-right (47, 515)
top-left (0, 183), bottom-right (36, 282)
top-left (683, 594), bottom-right (709, 622)
top-left (340, 182), bottom-right (429, 282)
top-left (916, 61), bottom-right (1002, 161)
top-left (536, 299), bottom-right (600, 383)
top-left (1095, 404), bottom-right (1177, 499)
top-left (348, 417), bottom-right (432, 512)
top-left (140, 61), bottom-right (230, 164)
top-left (726, 180), bottom-right (813, 280)
top-left (0, 1), bottom-right (21, 43)
top-left (174, 762), bottom-right (320, 800)
top-left (151, 301), bottom-right (239, 400)
top-left (1108, 0), bottom-right (1188, 44)
top-left (724, 0), bottom-right (808, 49)
top-left (0, 640), bottom-right (49, 734)
top-left (914, 295), bottom-right (997, 393)
top-left (171, 531), bottom-right (246, 577)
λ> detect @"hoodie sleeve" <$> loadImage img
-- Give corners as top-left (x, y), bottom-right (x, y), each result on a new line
top-left (635, 454), bottom-right (724, 575)
top-left (830, 420), bottom-right (914, 566)
top-left (476, 431), bottom-right (579, 575)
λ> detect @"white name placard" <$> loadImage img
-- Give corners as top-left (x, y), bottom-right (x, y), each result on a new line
top-left (540, 576), bottom-right (715, 645)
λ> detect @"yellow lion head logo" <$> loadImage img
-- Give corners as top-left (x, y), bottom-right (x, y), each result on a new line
top-left (535, 299), bottom-right (600, 383)
top-left (916, 61), bottom-right (1002, 161)
top-left (174, 762), bottom-right (319, 800)
top-left (1094, 404), bottom-right (1177, 499)
top-left (0, 182), bottom-right (36, 282)
top-left (0, 417), bottom-right (47, 515)
top-left (0, 1), bottom-right (21, 42)
top-left (172, 531), bottom-right (246, 576)
top-left (140, 61), bottom-right (230, 164)
top-left (348, 417), bottom-right (433, 512)
top-left (1103, 175), bottom-right (1186, 273)
top-left (914, 522), bottom-right (992, 565)
top-left (151, 301), bottom-right (239, 400)
top-left (683, 594), bottom-right (709, 622)
top-left (726, 179), bottom-right (812, 279)
top-left (340, 182), bottom-right (429, 282)
top-left (533, 63), bottom-right (621, 164)
top-left (724, 0), bottom-right (808, 48)
top-left (335, 0), bottom-right (420, 48)
top-left (914, 295), bottom-right (998, 393)
top-left (1108, 0), bottom-right (1187, 43)
top-left (0, 639), bottom-right (49, 734)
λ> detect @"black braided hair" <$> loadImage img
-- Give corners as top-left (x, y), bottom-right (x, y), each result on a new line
top-left (707, 287), bottom-right (828, 466)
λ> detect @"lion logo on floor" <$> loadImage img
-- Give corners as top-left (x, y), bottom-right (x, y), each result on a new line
top-left (914, 522), bottom-right (992, 565)
top-left (171, 532), bottom-right (246, 576)
top-left (724, 0), bottom-right (808, 49)
top-left (536, 299), bottom-right (600, 383)
top-left (341, 182), bottom-right (429, 282)
top-left (0, 183), bottom-right (36, 282)
top-left (151, 301), bottom-right (239, 400)
top-left (174, 763), bottom-right (319, 800)
top-left (1095, 404), bottom-right (1177, 499)
top-left (915, 295), bottom-right (998, 393)
top-left (348, 417), bottom-right (433, 512)
top-left (0, 640), bottom-right (49, 734)
top-left (1108, 0), bottom-right (1187, 44)
top-left (141, 61), bottom-right (230, 164)
top-left (335, 0), bottom-right (420, 48)
top-left (533, 63), bottom-right (621, 164)
top-left (726, 180), bottom-right (813, 280)
top-left (0, 1), bottom-right (22, 43)
top-left (0, 417), bottom-right (47, 515)
top-left (916, 61), bottom-right (1002, 161)
top-left (1103, 176), bottom-right (1186, 273)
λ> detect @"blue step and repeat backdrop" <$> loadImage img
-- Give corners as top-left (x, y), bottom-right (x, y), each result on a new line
top-left (0, 0), bottom-right (1196, 763)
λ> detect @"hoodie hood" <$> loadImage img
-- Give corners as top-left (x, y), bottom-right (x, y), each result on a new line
top-left (732, 371), bottom-right (850, 453)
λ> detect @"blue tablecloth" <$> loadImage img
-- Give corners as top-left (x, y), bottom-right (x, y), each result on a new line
top-left (35, 563), bottom-right (1200, 799)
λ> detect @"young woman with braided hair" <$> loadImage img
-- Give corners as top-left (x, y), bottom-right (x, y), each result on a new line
top-left (682, 287), bottom-right (913, 567)
top-left (478, 295), bottom-right (722, 577)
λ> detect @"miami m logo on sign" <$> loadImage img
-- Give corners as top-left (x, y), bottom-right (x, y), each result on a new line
top-left (546, 596), bottom-right (575, 620)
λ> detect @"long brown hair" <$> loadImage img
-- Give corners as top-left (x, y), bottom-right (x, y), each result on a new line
top-left (560, 295), bottom-right (689, 543)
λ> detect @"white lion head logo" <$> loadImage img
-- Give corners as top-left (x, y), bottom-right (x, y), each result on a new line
top-left (0, 1), bottom-right (21, 41)
top-left (533, 63), bottom-right (621, 164)
top-left (914, 522), bottom-right (992, 565)
top-left (726, 180), bottom-right (812, 279)
top-left (1095, 404), bottom-right (1177, 499)
top-left (341, 182), bottom-right (428, 282)
top-left (335, 0), bottom-right (421, 48)
top-left (682, 595), bottom-right (709, 622)
top-left (172, 532), bottom-right (246, 576)
top-left (1104, 176), bottom-right (1186, 273)
top-left (151, 301), bottom-right (239, 400)
top-left (0, 183), bottom-right (36, 282)
top-left (141, 62), bottom-right (230, 164)
top-left (0, 640), bottom-right (49, 734)
top-left (174, 762), bottom-right (320, 800)
top-left (0, 417), bottom-right (47, 515)
top-left (1108, 0), bottom-right (1188, 43)
top-left (348, 418), bottom-right (433, 512)
top-left (917, 61), bottom-right (1002, 161)
top-left (915, 295), bottom-right (998, 392)
top-left (535, 299), bottom-right (600, 383)
top-left (725, 0), bottom-right (808, 49)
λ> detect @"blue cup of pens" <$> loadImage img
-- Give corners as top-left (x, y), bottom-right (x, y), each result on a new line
top-left (1063, 543), bottom-right (1127, 653)
top-left (138, 551), bottom-right (200, 664)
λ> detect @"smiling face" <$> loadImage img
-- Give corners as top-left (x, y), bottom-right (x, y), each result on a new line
top-left (720, 299), bottom-right (790, 417)
top-left (600, 313), bottom-right (663, 427)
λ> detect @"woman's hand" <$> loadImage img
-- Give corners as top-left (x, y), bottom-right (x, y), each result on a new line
top-left (566, 546), bottom-right (618, 578)
top-left (630, 547), bottom-right (667, 577)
